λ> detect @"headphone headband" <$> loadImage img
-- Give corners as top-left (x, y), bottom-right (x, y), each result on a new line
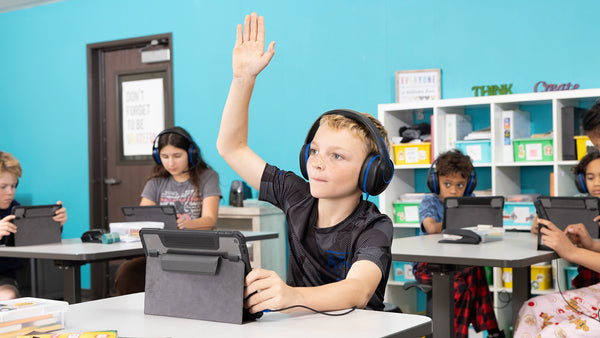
top-left (427, 150), bottom-right (477, 196)
top-left (152, 127), bottom-right (201, 168)
top-left (299, 109), bottom-right (394, 196)
top-left (304, 109), bottom-right (390, 161)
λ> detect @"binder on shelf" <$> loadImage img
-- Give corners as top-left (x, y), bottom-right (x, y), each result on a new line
top-left (561, 106), bottom-right (587, 160)
top-left (502, 110), bottom-right (531, 162)
top-left (445, 114), bottom-right (473, 150)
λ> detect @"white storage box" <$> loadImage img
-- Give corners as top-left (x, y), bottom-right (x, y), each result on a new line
top-left (0, 297), bottom-right (68, 336)
top-left (109, 221), bottom-right (164, 242)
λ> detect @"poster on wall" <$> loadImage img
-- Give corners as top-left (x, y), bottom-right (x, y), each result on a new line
top-left (120, 77), bottom-right (165, 158)
top-left (396, 69), bottom-right (441, 103)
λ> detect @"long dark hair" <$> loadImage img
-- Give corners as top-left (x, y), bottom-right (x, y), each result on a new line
top-left (148, 127), bottom-right (209, 200)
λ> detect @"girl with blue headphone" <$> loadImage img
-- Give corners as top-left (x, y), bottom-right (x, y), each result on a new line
top-left (144, 126), bottom-right (221, 230)
top-left (114, 127), bottom-right (222, 295)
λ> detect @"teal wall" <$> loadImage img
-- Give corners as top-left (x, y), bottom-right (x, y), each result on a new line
top-left (1, 0), bottom-right (599, 288)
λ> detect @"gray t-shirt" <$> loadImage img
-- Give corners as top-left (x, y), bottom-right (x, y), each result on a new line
top-left (141, 168), bottom-right (221, 220)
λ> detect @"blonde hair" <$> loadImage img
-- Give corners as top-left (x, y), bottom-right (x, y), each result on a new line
top-left (319, 113), bottom-right (391, 156)
top-left (0, 152), bottom-right (22, 179)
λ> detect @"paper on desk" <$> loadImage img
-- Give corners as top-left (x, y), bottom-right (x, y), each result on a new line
top-left (462, 226), bottom-right (504, 242)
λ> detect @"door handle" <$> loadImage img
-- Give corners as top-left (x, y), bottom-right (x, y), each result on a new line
top-left (104, 178), bottom-right (121, 185)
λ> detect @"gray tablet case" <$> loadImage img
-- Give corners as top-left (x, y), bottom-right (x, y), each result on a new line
top-left (10, 204), bottom-right (62, 246)
top-left (140, 229), bottom-right (258, 324)
top-left (121, 205), bottom-right (177, 230)
top-left (443, 196), bottom-right (505, 229)
top-left (535, 196), bottom-right (600, 250)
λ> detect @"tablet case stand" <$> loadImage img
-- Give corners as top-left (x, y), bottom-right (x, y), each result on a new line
top-left (141, 230), bottom-right (252, 324)
top-left (9, 205), bottom-right (62, 246)
top-left (535, 196), bottom-right (600, 251)
top-left (439, 196), bottom-right (504, 245)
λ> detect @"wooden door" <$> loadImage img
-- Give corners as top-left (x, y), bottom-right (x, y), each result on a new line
top-left (88, 34), bottom-right (174, 229)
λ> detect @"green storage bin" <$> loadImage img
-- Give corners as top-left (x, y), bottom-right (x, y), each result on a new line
top-left (392, 201), bottom-right (420, 223)
top-left (513, 137), bottom-right (554, 162)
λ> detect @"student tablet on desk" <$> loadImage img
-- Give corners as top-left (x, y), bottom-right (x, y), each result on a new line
top-left (535, 196), bottom-right (600, 250)
top-left (121, 205), bottom-right (177, 230)
top-left (140, 228), bottom-right (261, 323)
top-left (9, 204), bottom-right (63, 246)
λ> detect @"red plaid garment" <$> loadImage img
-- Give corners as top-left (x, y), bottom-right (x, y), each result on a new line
top-left (414, 263), bottom-right (499, 338)
top-left (572, 266), bottom-right (600, 289)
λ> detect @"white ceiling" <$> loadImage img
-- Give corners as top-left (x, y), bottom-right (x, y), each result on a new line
top-left (0, 0), bottom-right (63, 14)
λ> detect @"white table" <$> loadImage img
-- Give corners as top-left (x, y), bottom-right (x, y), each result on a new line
top-left (391, 231), bottom-right (558, 337)
top-left (0, 231), bottom-right (278, 304)
top-left (61, 293), bottom-right (432, 338)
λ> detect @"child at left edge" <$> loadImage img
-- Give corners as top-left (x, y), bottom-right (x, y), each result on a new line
top-left (415, 149), bottom-right (504, 338)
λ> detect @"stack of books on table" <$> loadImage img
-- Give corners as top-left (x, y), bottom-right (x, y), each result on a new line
top-left (0, 297), bottom-right (68, 338)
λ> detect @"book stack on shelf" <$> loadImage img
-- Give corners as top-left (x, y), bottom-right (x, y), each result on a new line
top-left (0, 297), bottom-right (68, 338)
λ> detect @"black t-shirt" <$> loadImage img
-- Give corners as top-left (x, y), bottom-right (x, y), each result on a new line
top-left (259, 164), bottom-right (393, 310)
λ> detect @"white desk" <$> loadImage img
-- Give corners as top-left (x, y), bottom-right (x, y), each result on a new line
top-left (391, 232), bottom-right (558, 337)
top-left (0, 231), bottom-right (278, 304)
top-left (61, 293), bottom-right (432, 338)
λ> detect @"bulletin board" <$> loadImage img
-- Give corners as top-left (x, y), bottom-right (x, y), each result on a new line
top-left (396, 69), bottom-right (441, 103)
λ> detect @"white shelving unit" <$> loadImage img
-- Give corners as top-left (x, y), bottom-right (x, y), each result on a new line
top-left (378, 89), bottom-right (600, 330)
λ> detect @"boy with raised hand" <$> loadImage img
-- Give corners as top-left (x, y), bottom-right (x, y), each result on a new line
top-left (217, 12), bottom-right (394, 314)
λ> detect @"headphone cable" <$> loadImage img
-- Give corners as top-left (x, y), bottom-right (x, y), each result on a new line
top-left (553, 259), bottom-right (600, 323)
top-left (263, 305), bottom-right (357, 316)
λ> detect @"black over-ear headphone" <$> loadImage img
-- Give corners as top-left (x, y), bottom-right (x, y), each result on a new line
top-left (299, 109), bottom-right (394, 196)
top-left (152, 128), bottom-right (201, 168)
top-left (575, 171), bottom-right (588, 194)
top-left (426, 151), bottom-right (477, 196)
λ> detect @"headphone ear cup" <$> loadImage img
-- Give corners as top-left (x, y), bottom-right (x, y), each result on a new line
top-left (299, 144), bottom-right (310, 180)
top-left (575, 173), bottom-right (588, 193)
top-left (152, 147), bottom-right (161, 165)
top-left (189, 144), bottom-right (201, 167)
top-left (426, 170), bottom-right (438, 194)
top-left (464, 172), bottom-right (477, 196)
top-left (358, 154), bottom-right (393, 196)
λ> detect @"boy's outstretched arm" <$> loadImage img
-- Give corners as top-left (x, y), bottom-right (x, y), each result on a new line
top-left (244, 260), bottom-right (382, 313)
top-left (217, 13), bottom-right (275, 191)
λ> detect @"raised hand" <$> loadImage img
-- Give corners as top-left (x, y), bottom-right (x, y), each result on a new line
top-left (232, 12), bottom-right (275, 79)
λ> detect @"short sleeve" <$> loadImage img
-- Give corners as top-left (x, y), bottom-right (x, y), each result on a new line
top-left (259, 163), bottom-right (309, 213)
top-left (141, 179), bottom-right (160, 203)
top-left (200, 169), bottom-right (222, 198)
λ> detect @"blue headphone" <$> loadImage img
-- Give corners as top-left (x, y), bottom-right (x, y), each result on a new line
top-left (152, 128), bottom-right (201, 168)
top-left (298, 109), bottom-right (394, 196)
top-left (426, 150), bottom-right (477, 196)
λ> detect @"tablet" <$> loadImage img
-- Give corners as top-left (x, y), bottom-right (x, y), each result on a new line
top-left (9, 204), bottom-right (62, 246)
top-left (443, 196), bottom-right (505, 230)
top-left (121, 205), bottom-right (177, 230)
top-left (139, 228), bottom-right (252, 275)
top-left (139, 228), bottom-right (261, 323)
top-left (535, 196), bottom-right (600, 250)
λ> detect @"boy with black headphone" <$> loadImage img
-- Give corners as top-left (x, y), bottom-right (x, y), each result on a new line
top-left (217, 13), bottom-right (394, 314)
top-left (416, 150), bottom-right (504, 338)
